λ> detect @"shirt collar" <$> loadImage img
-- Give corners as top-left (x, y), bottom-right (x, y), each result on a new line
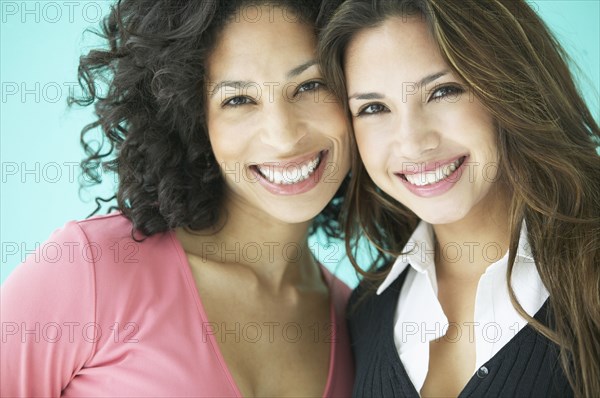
top-left (377, 221), bottom-right (435, 295)
top-left (376, 220), bottom-right (534, 295)
top-left (515, 221), bottom-right (534, 262)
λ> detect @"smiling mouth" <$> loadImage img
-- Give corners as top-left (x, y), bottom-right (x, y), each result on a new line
top-left (398, 156), bottom-right (466, 186)
top-left (251, 150), bottom-right (325, 185)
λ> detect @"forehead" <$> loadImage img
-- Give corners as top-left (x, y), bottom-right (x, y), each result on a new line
top-left (345, 17), bottom-right (443, 82)
top-left (207, 6), bottom-right (316, 80)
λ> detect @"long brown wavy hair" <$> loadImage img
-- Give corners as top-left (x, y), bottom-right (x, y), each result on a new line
top-left (319, 0), bottom-right (600, 396)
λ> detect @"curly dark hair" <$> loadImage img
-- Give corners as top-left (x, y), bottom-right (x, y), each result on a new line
top-left (69, 0), bottom-right (347, 239)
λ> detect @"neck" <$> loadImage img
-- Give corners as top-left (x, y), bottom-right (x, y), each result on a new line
top-left (175, 194), bottom-right (319, 292)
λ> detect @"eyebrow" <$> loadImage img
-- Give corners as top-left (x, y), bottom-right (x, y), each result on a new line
top-left (348, 70), bottom-right (449, 101)
top-left (209, 59), bottom-right (318, 98)
top-left (209, 80), bottom-right (249, 98)
top-left (286, 60), bottom-right (318, 79)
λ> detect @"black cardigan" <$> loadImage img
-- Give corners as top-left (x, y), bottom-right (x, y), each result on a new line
top-left (348, 269), bottom-right (573, 397)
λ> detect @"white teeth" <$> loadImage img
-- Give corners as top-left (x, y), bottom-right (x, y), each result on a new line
top-left (273, 171), bottom-right (283, 184)
top-left (301, 165), bottom-right (309, 178)
top-left (256, 153), bottom-right (322, 185)
top-left (404, 158), bottom-right (462, 186)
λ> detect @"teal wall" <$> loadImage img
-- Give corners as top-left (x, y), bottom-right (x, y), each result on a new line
top-left (1, 1), bottom-right (599, 286)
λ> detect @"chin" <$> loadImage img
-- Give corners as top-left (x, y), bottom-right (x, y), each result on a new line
top-left (267, 204), bottom-right (326, 225)
top-left (414, 208), bottom-right (467, 226)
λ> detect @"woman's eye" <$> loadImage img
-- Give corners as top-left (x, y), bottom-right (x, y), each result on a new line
top-left (223, 96), bottom-right (253, 107)
top-left (356, 103), bottom-right (389, 117)
top-left (429, 85), bottom-right (464, 102)
top-left (296, 81), bottom-right (323, 94)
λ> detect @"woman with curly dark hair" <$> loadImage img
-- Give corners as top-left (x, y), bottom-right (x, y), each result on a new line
top-left (1, 0), bottom-right (354, 396)
top-left (319, 0), bottom-right (599, 397)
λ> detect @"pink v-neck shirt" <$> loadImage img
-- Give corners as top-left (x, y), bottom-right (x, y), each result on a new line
top-left (1, 213), bottom-right (355, 397)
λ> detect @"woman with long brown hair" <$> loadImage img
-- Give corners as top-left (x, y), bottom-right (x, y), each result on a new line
top-left (319, 0), bottom-right (599, 396)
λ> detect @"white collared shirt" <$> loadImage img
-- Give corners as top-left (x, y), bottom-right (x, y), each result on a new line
top-left (377, 221), bottom-right (549, 393)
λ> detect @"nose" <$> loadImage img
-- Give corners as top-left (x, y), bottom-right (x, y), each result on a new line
top-left (259, 100), bottom-right (306, 151)
top-left (391, 108), bottom-right (440, 160)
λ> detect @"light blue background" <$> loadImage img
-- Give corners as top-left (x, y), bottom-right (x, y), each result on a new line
top-left (1, 1), bottom-right (599, 286)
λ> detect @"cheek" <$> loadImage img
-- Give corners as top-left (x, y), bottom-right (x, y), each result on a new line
top-left (479, 145), bottom-right (500, 185)
top-left (300, 100), bottom-right (352, 161)
top-left (459, 101), bottom-right (497, 149)
top-left (354, 127), bottom-right (385, 170)
top-left (300, 97), bottom-right (347, 131)
top-left (207, 118), bottom-right (252, 164)
top-left (474, 128), bottom-right (499, 172)
top-left (207, 134), bottom-right (229, 165)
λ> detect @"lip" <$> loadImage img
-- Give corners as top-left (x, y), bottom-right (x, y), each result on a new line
top-left (395, 155), bottom-right (468, 198)
top-left (250, 150), bottom-right (330, 196)
top-left (252, 151), bottom-right (323, 171)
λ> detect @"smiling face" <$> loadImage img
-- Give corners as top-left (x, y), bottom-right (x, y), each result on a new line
top-left (206, 5), bottom-right (350, 224)
top-left (345, 16), bottom-right (504, 226)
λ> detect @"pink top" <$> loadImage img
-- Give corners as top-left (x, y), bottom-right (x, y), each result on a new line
top-left (1, 213), bottom-right (354, 397)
